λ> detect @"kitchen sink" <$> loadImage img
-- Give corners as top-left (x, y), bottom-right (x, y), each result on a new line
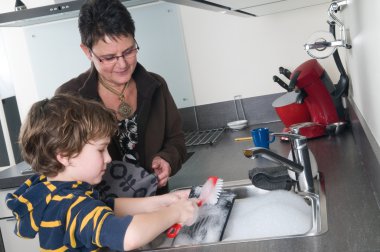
top-left (142, 174), bottom-right (327, 250)
top-left (221, 177), bottom-right (327, 242)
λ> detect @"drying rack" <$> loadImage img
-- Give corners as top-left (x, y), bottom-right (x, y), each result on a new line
top-left (185, 128), bottom-right (225, 147)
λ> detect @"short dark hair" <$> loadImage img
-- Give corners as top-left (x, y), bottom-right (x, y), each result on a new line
top-left (19, 94), bottom-right (118, 177)
top-left (78, 0), bottom-right (135, 49)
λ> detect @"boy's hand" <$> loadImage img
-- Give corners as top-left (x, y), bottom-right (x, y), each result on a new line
top-left (158, 189), bottom-right (191, 208)
top-left (174, 198), bottom-right (199, 226)
top-left (170, 189), bottom-right (190, 200)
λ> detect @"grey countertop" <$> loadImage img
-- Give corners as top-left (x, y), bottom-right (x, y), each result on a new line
top-left (2, 121), bottom-right (380, 251)
top-left (168, 121), bottom-right (380, 252)
top-left (0, 161), bottom-right (32, 190)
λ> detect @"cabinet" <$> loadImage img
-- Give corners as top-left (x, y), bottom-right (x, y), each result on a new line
top-left (0, 218), bottom-right (39, 252)
top-left (0, 189), bottom-right (39, 252)
top-left (164, 0), bottom-right (331, 16)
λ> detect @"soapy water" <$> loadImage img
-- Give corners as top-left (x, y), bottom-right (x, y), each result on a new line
top-left (142, 189), bottom-right (312, 250)
top-left (223, 190), bottom-right (312, 241)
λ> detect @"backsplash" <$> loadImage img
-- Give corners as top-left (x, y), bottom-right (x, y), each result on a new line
top-left (179, 93), bottom-right (283, 132)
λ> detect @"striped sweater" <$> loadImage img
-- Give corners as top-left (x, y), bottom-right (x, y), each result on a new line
top-left (6, 174), bottom-right (132, 251)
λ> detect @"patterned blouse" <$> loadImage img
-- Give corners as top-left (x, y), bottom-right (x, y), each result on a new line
top-left (118, 113), bottom-right (138, 164)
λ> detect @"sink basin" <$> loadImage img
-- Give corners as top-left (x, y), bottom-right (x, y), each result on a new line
top-left (142, 175), bottom-right (327, 250)
top-left (221, 178), bottom-right (327, 242)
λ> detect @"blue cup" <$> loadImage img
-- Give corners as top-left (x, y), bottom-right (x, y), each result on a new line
top-left (251, 128), bottom-right (275, 148)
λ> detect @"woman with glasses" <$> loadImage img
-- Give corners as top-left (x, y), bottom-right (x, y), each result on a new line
top-left (55, 0), bottom-right (186, 197)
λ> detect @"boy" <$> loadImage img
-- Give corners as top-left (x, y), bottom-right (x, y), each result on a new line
top-left (6, 94), bottom-right (197, 251)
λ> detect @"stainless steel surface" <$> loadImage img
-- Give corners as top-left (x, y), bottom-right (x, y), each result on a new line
top-left (243, 147), bottom-right (303, 173)
top-left (304, 0), bottom-right (351, 59)
top-left (167, 121), bottom-right (380, 251)
top-left (326, 121), bottom-right (347, 135)
top-left (185, 128), bottom-right (225, 147)
top-left (147, 178), bottom-right (327, 251)
top-left (221, 179), bottom-right (327, 239)
top-left (243, 132), bottom-right (314, 193)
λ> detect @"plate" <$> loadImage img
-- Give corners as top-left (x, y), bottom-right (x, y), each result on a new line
top-left (227, 120), bottom-right (248, 130)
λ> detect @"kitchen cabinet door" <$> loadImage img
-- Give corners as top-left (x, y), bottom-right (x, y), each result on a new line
top-left (205, 0), bottom-right (283, 10)
top-left (243, 0), bottom-right (331, 16)
top-left (0, 218), bottom-right (39, 252)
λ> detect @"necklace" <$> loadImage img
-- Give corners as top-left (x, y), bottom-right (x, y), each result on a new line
top-left (99, 77), bottom-right (132, 119)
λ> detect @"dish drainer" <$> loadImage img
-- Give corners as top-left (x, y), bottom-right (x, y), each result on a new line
top-left (185, 128), bottom-right (225, 147)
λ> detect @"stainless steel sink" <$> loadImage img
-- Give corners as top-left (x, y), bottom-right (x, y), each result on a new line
top-left (221, 177), bottom-right (328, 242)
top-left (142, 174), bottom-right (327, 250)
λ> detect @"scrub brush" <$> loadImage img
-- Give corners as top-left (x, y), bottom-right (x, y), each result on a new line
top-left (166, 176), bottom-right (223, 238)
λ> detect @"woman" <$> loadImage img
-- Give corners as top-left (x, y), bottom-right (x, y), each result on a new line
top-left (56, 0), bottom-right (186, 196)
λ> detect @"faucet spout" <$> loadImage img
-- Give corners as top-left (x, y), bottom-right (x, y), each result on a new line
top-left (243, 132), bottom-right (315, 193)
top-left (244, 147), bottom-right (304, 174)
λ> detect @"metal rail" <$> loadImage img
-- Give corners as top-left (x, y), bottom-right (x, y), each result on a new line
top-left (185, 128), bottom-right (225, 147)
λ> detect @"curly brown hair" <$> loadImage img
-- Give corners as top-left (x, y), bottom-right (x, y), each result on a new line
top-left (19, 94), bottom-right (118, 177)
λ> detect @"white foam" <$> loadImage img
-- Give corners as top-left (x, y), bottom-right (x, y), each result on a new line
top-left (223, 190), bottom-right (312, 241)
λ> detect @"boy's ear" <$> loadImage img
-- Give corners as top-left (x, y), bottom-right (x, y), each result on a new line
top-left (56, 153), bottom-right (69, 167)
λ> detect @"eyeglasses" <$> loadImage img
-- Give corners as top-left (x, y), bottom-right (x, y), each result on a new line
top-left (90, 42), bottom-right (139, 65)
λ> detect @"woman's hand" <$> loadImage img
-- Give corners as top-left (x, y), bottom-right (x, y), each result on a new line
top-left (151, 156), bottom-right (171, 188)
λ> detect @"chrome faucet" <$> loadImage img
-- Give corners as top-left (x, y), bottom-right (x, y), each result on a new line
top-left (243, 133), bottom-right (314, 193)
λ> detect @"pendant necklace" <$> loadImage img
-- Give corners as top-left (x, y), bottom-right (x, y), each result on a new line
top-left (99, 77), bottom-right (132, 119)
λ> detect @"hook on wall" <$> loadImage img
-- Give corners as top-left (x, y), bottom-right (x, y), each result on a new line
top-left (304, 0), bottom-right (351, 59)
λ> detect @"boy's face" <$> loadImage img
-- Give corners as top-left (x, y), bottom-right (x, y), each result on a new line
top-left (65, 137), bottom-right (111, 185)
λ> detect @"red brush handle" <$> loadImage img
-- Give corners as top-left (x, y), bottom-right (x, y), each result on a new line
top-left (166, 223), bottom-right (182, 238)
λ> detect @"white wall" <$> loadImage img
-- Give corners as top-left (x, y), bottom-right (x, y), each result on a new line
top-left (342, 0), bottom-right (380, 148)
top-left (1, 19), bottom-right (88, 121)
top-left (0, 2), bottom-right (194, 121)
top-left (179, 3), bottom-right (343, 106)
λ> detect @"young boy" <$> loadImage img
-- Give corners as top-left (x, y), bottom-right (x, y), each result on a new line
top-left (6, 94), bottom-right (198, 251)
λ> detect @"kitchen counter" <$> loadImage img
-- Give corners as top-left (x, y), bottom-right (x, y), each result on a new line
top-left (168, 121), bottom-right (380, 252)
top-left (2, 121), bottom-right (380, 251)
top-left (0, 161), bottom-right (32, 190)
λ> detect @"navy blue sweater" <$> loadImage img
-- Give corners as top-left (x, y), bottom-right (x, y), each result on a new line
top-left (6, 174), bottom-right (133, 251)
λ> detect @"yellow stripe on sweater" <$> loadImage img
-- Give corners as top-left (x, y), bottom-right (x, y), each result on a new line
top-left (72, 181), bottom-right (82, 189)
top-left (52, 194), bottom-right (74, 201)
top-left (40, 245), bottom-right (68, 252)
top-left (43, 181), bottom-right (57, 192)
top-left (46, 194), bottom-right (52, 204)
top-left (30, 212), bottom-right (39, 232)
top-left (66, 196), bottom-right (86, 230)
top-left (18, 195), bottom-right (33, 212)
top-left (40, 220), bottom-right (62, 228)
top-left (15, 196), bottom-right (38, 231)
top-left (69, 214), bottom-right (79, 248)
top-left (25, 178), bottom-right (32, 187)
top-left (94, 212), bottom-right (112, 247)
top-left (80, 206), bottom-right (110, 232)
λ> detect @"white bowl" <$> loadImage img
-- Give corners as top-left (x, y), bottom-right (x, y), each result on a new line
top-left (227, 120), bottom-right (248, 130)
